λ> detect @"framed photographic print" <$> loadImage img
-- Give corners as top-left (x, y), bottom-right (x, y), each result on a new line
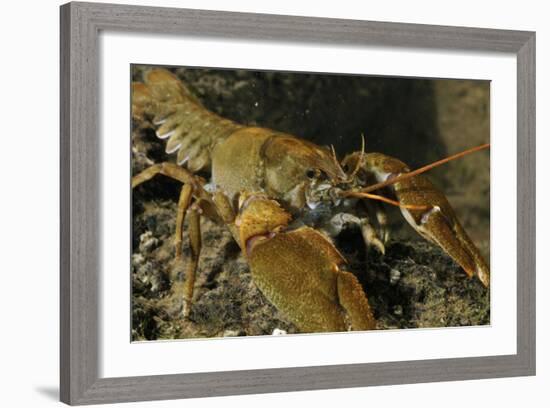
top-left (60, 1), bottom-right (536, 405)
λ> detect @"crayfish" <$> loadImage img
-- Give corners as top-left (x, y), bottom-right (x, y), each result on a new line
top-left (131, 68), bottom-right (490, 335)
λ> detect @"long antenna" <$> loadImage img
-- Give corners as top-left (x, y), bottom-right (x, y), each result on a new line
top-left (341, 143), bottom-right (490, 196)
top-left (347, 191), bottom-right (431, 210)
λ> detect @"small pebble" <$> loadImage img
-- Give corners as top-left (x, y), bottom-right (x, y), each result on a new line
top-left (131, 253), bottom-right (145, 266)
top-left (139, 231), bottom-right (159, 253)
top-left (393, 305), bottom-right (403, 316)
top-left (223, 330), bottom-right (241, 337)
top-left (389, 268), bottom-right (401, 285)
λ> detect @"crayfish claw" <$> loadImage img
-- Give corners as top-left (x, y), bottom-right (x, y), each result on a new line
top-left (337, 270), bottom-right (377, 330)
top-left (235, 194), bottom-right (377, 332)
top-left (400, 200), bottom-right (490, 287)
top-left (354, 152), bottom-right (490, 287)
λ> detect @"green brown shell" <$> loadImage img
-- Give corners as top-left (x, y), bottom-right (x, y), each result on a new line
top-left (132, 69), bottom-right (242, 172)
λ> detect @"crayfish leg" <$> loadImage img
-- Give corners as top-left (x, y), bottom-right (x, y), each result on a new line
top-left (132, 162), bottom-right (213, 318)
top-left (360, 217), bottom-right (386, 255)
top-left (374, 205), bottom-right (390, 244)
top-left (174, 184), bottom-right (194, 260)
top-left (181, 205), bottom-right (202, 318)
top-left (131, 162), bottom-right (198, 188)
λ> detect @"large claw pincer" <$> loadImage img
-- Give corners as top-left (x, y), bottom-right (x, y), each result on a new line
top-left (355, 153), bottom-right (490, 287)
top-left (234, 193), bottom-right (377, 332)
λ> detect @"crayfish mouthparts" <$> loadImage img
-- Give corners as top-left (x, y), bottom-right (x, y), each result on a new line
top-left (305, 183), bottom-right (346, 210)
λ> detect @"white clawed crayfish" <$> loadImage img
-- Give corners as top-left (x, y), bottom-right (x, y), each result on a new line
top-left (131, 68), bottom-right (489, 333)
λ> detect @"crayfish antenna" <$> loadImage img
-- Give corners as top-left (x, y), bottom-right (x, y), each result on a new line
top-left (346, 143), bottom-right (490, 195)
top-left (329, 144), bottom-right (347, 180)
top-left (347, 133), bottom-right (366, 180)
top-left (338, 133), bottom-right (366, 184)
top-left (345, 191), bottom-right (431, 211)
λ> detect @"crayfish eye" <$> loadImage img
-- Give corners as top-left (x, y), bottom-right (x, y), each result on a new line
top-left (306, 168), bottom-right (318, 179)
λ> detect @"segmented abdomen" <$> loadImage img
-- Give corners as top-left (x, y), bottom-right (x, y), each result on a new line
top-left (132, 68), bottom-right (243, 172)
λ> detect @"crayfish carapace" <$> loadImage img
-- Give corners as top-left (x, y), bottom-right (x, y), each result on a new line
top-left (132, 68), bottom-right (490, 334)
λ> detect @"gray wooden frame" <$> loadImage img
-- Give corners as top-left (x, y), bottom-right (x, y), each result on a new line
top-left (60, 1), bottom-right (536, 405)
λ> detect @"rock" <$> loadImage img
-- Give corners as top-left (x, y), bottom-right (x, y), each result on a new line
top-left (223, 329), bottom-right (244, 337)
top-left (389, 268), bottom-right (401, 285)
top-left (393, 305), bottom-right (403, 316)
top-left (139, 231), bottom-right (159, 253)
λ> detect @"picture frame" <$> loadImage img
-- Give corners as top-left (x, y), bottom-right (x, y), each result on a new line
top-left (60, 1), bottom-right (536, 405)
